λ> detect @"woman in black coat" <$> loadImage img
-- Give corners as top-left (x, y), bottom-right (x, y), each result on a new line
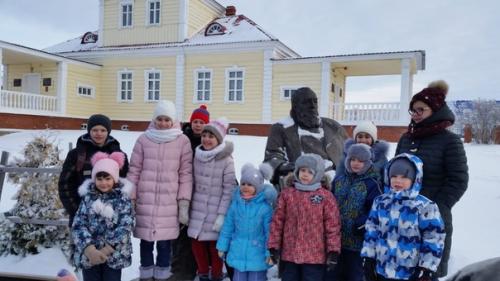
top-left (58, 114), bottom-right (129, 226)
top-left (396, 80), bottom-right (468, 279)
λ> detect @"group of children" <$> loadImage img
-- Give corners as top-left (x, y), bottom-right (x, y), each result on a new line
top-left (60, 101), bottom-right (446, 281)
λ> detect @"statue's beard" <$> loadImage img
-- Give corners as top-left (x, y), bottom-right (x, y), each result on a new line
top-left (291, 109), bottom-right (320, 129)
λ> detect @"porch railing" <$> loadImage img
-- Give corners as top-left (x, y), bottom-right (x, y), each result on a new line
top-left (0, 90), bottom-right (58, 113)
top-left (332, 102), bottom-right (403, 125)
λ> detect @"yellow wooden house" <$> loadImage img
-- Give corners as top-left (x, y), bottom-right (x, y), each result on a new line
top-left (0, 0), bottom-right (424, 135)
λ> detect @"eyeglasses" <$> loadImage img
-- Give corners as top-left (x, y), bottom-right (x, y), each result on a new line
top-left (408, 107), bottom-right (431, 116)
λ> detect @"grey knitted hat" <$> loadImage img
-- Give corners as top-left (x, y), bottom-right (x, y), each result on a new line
top-left (388, 157), bottom-right (416, 182)
top-left (294, 153), bottom-right (325, 188)
top-left (345, 143), bottom-right (373, 175)
top-left (240, 163), bottom-right (273, 193)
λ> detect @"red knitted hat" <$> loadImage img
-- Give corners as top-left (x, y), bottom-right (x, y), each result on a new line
top-left (410, 80), bottom-right (449, 112)
top-left (190, 105), bottom-right (210, 124)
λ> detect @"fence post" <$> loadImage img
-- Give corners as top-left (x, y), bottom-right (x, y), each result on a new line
top-left (495, 125), bottom-right (500, 145)
top-left (0, 151), bottom-right (10, 203)
top-left (463, 124), bottom-right (472, 143)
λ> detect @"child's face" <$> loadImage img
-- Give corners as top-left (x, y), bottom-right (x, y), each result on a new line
top-left (356, 132), bottom-right (373, 146)
top-left (90, 125), bottom-right (109, 146)
top-left (298, 167), bottom-right (314, 185)
top-left (390, 175), bottom-right (412, 191)
top-left (155, 116), bottom-right (173, 129)
top-left (191, 119), bottom-right (206, 135)
top-left (201, 131), bottom-right (219, 150)
top-left (96, 175), bottom-right (115, 193)
top-left (349, 158), bottom-right (365, 173)
top-left (240, 183), bottom-right (256, 197)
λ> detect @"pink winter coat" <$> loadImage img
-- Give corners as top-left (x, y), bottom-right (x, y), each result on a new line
top-left (127, 132), bottom-right (193, 241)
top-left (187, 141), bottom-right (236, 241)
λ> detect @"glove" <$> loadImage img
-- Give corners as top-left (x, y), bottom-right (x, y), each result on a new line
top-left (415, 267), bottom-right (433, 281)
top-left (84, 245), bottom-right (107, 265)
top-left (326, 252), bottom-right (339, 272)
top-left (218, 251), bottom-right (226, 260)
top-left (212, 214), bottom-right (225, 232)
top-left (268, 248), bottom-right (280, 265)
top-left (363, 258), bottom-right (378, 281)
top-left (100, 243), bottom-right (115, 256)
top-left (279, 162), bottom-right (295, 175)
top-left (178, 199), bottom-right (190, 225)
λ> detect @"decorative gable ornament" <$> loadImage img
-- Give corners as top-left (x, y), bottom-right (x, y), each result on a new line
top-left (205, 22), bottom-right (226, 36)
top-left (81, 32), bottom-right (98, 44)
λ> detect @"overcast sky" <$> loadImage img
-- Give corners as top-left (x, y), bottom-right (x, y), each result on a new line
top-left (0, 0), bottom-right (498, 101)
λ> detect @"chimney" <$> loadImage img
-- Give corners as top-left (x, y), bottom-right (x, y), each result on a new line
top-left (225, 6), bottom-right (236, 16)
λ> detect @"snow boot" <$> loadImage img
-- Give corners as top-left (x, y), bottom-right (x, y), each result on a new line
top-left (198, 274), bottom-right (210, 281)
top-left (139, 265), bottom-right (155, 281)
top-left (154, 266), bottom-right (171, 281)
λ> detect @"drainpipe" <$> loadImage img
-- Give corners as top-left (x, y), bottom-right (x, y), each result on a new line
top-left (57, 61), bottom-right (67, 115)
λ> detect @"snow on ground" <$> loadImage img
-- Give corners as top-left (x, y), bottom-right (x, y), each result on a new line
top-left (0, 130), bottom-right (499, 280)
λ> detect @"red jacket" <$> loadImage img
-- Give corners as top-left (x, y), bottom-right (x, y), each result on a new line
top-left (268, 187), bottom-right (341, 264)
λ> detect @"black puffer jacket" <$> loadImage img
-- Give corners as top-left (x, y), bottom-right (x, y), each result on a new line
top-left (182, 122), bottom-right (201, 154)
top-left (396, 105), bottom-right (468, 277)
top-left (58, 134), bottom-right (129, 225)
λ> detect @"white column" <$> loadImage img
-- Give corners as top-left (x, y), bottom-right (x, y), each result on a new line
top-left (400, 58), bottom-right (413, 124)
top-left (178, 0), bottom-right (189, 41)
top-left (320, 61), bottom-right (331, 117)
top-left (261, 49), bottom-right (273, 123)
top-left (98, 0), bottom-right (104, 47)
top-left (57, 61), bottom-right (68, 115)
top-left (175, 54), bottom-right (185, 120)
top-left (0, 47), bottom-right (3, 90)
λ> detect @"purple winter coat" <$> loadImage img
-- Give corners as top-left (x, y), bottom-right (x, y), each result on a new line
top-left (127, 132), bottom-right (193, 241)
top-left (188, 141), bottom-right (236, 241)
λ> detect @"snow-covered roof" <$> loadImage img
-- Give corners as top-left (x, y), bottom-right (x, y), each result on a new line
top-left (44, 32), bottom-right (101, 54)
top-left (43, 14), bottom-right (279, 54)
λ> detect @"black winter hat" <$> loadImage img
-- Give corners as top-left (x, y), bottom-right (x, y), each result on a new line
top-left (388, 158), bottom-right (416, 182)
top-left (87, 114), bottom-right (112, 133)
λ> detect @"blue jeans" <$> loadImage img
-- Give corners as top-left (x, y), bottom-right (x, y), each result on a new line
top-left (82, 264), bottom-right (121, 281)
top-left (324, 249), bottom-right (363, 281)
top-left (281, 261), bottom-right (325, 281)
top-left (233, 269), bottom-right (267, 281)
top-left (140, 239), bottom-right (171, 267)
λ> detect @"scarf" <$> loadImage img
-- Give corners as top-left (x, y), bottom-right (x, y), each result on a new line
top-left (145, 127), bottom-right (182, 143)
top-left (406, 120), bottom-right (452, 139)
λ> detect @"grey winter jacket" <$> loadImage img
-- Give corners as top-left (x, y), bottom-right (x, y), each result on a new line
top-left (188, 141), bottom-right (236, 241)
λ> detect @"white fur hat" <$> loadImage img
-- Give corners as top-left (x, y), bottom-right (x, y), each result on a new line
top-left (353, 121), bottom-right (378, 142)
top-left (153, 100), bottom-right (177, 121)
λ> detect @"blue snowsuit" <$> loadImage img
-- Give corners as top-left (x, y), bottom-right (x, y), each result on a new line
top-left (361, 153), bottom-right (445, 280)
top-left (216, 184), bottom-right (276, 273)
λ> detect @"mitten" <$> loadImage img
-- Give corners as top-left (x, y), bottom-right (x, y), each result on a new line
top-left (178, 199), bottom-right (190, 225)
top-left (416, 267), bottom-right (433, 281)
top-left (326, 252), bottom-right (339, 272)
top-left (212, 214), bottom-right (225, 232)
top-left (268, 248), bottom-right (280, 265)
top-left (363, 258), bottom-right (378, 281)
top-left (100, 243), bottom-right (115, 256)
top-left (279, 162), bottom-right (295, 175)
top-left (84, 245), bottom-right (107, 265)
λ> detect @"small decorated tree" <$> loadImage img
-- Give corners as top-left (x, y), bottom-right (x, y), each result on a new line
top-left (0, 132), bottom-right (70, 257)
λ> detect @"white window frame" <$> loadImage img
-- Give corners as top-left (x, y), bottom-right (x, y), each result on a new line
top-left (144, 69), bottom-right (161, 102)
top-left (193, 68), bottom-right (212, 103)
top-left (146, 0), bottom-right (161, 26)
top-left (117, 70), bottom-right (133, 103)
top-left (120, 1), bottom-right (133, 28)
top-left (225, 67), bottom-right (245, 104)
top-left (280, 85), bottom-right (304, 101)
top-left (77, 83), bottom-right (95, 98)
